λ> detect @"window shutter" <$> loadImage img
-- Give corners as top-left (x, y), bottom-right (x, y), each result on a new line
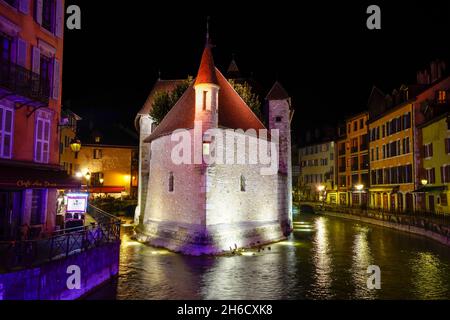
top-left (43, 121), bottom-right (50, 163)
top-left (35, 0), bottom-right (43, 25)
top-left (35, 118), bottom-right (43, 162)
top-left (16, 38), bottom-right (27, 67)
top-left (55, 0), bottom-right (64, 38)
top-left (19, 0), bottom-right (29, 14)
top-left (430, 144), bottom-right (434, 157)
top-left (1, 108), bottom-right (14, 158)
top-left (32, 46), bottom-right (41, 74)
top-left (52, 58), bottom-right (60, 100)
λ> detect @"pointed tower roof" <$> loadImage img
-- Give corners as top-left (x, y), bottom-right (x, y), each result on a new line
top-left (194, 44), bottom-right (219, 86)
top-left (266, 81), bottom-right (290, 100)
top-left (144, 68), bottom-right (266, 143)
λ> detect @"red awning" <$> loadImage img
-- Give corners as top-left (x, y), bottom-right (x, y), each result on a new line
top-left (86, 186), bottom-right (126, 194)
top-left (0, 164), bottom-right (81, 190)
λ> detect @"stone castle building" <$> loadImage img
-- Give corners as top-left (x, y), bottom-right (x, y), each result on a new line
top-left (134, 40), bottom-right (293, 255)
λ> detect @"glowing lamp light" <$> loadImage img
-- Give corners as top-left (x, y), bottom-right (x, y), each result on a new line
top-left (75, 172), bottom-right (83, 178)
top-left (85, 172), bottom-right (91, 180)
top-left (317, 185), bottom-right (325, 192)
top-left (355, 184), bottom-right (364, 191)
top-left (421, 179), bottom-right (428, 186)
top-left (70, 138), bottom-right (81, 153)
top-left (99, 178), bottom-right (104, 184)
top-left (124, 175), bottom-right (131, 182)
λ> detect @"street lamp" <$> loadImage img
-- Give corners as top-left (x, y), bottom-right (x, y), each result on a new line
top-left (317, 185), bottom-right (326, 209)
top-left (355, 184), bottom-right (364, 192)
top-left (421, 179), bottom-right (428, 186)
top-left (70, 138), bottom-right (81, 159)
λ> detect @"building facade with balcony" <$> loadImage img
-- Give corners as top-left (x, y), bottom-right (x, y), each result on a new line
top-left (0, 0), bottom-right (79, 241)
top-left (59, 108), bottom-right (81, 175)
top-left (299, 140), bottom-right (337, 203)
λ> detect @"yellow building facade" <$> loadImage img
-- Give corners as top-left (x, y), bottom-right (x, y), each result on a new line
top-left (299, 141), bottom-right (337, 203)
top-left (368, 102), bottom-right (415, 211)
top-left (419, 113), bottom-right (450, 213)
top-left (73, 143), bottom-right (138, 198)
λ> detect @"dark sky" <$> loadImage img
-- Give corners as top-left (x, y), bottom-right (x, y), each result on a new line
top-left (63, 1), bottom-right (450, 142)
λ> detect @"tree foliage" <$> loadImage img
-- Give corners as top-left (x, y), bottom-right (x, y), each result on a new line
top-left (150, 77), bottom-right (262, 124)
top-left (150, 77), bottom-right (193, 124)
top-left (229, 79), bottom-right (262, 120)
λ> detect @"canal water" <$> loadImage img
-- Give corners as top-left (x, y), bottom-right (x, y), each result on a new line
top-left (87, 212), bottom-right (450, 300)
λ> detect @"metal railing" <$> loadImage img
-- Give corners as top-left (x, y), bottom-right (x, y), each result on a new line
top-left (0, 205), bottom-right (121, 272)
top-left (321, 203), bottom-right (450, 236)
top-left (0, 56), bottom-right (50, 104)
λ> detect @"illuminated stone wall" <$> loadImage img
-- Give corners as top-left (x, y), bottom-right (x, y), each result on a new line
top-left (143, 131), bottom-right (204, 226)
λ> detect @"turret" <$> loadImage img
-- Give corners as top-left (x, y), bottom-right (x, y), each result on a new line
top-left (194, 44), bottom-right (220, 130)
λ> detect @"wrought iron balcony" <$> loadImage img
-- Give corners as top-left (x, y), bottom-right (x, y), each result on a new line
top-left (0, 57), bottom-right (50, 105)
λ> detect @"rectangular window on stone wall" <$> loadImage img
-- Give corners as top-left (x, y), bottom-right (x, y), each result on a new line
top-left (240, 175), bottom-right (246, 192)
top-left (169, 172), bottom-right (174, 192)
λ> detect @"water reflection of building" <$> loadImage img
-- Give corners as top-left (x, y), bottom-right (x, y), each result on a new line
top-left (0, 0), bottom-right (80, 240)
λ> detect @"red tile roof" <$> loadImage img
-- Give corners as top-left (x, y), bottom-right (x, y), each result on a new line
top-left (144, 68), bottom-right (266, 143)
top-left (194, 45), bottom-right (219, 86)
top-left (137, 79), bottom-right (185, 116)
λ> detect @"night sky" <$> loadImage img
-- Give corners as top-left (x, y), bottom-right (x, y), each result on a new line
top-left (63, 1), bottom-right (450, 143)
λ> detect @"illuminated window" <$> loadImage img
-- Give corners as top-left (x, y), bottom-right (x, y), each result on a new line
top-left (93, 149), bottom-right (102, 159)
top-left (169, 172), bottom-right (174, 192)
top-left (438, 90), bottom-right (447, 103)
top-left (95, 136), bottom-right (101, 143)
top-left (240, 175), bottom-right (246, 192)
top-left (203, 142), bottom-right (210, 155)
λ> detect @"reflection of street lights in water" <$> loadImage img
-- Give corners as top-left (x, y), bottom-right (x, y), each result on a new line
top-left (317, 185), bottom-right (326, 208)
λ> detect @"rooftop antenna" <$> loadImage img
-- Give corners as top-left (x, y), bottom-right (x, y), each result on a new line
top-left (206, 16), bottom-right (210, 45)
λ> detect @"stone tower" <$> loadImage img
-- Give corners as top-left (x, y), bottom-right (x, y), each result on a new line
top-left (266, 82), bottom-right (294, 234)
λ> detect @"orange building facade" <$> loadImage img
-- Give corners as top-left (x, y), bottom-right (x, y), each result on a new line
top-left (336, 112), bottom-right (369, 206)
top-left (0, 0), bottom-right (78, 240)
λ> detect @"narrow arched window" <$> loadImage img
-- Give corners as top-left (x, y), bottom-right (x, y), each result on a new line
top-left (240, 175), bottom-right (246, 192)
top-left (169, 172), bottom-right (174, 192)
top-left (203, 91), bottom-right (208, 110)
